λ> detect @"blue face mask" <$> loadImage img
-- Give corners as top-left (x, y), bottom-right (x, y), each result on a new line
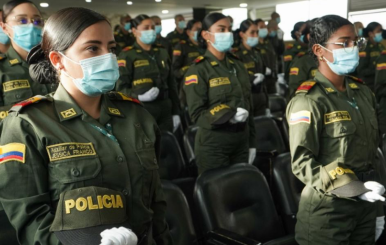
top-left (269, 31), bottom-right (277, 37)
top-left (258, 28), bottom-right (268, 39)
top-left (300, 35), bottom-right (305, 43)
top-left (155, 25), bottom-right (162, 35)
top-left (374, 32), bottom-right (383, 43)
top-left (0, 28), bottom-right (10, 45)
top-left (124, 22), bottom-right (131, 31)
top-left (208, 32), bottom-right (234, 53)
top-left (357, 28), bottom-right (363, 37)
top-left (246, 37), bottom-right (258, 47)
top-left (276, 17), bottom-right (281, 24)
top-left (178, 21), bottom-right (186, 29)
top-left (10, 24), bottom-right (42, 51)
top-left (60, 52), bottom-right (119, 97)
top-left (321, 45), bottom-right (359, 75)
top-left (192, 31), bottom-right (198, 42)
top-left (139, 30), bottom-right (156, 44)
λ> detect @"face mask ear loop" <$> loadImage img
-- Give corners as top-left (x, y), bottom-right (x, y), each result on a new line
top-left (319, 44), bottom-right (334, 63)
top-left (58, 51), bottom-right (83, 80)
top-left (58, 51), bottom-right (80, 65)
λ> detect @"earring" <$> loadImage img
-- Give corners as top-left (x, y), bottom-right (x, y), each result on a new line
top-left (206, 39), bottom-right (210, 43)
top-left (319, 56), bottom-right (323, 61)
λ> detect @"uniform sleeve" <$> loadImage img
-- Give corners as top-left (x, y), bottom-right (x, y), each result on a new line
top-left (356, 50), bottom-right (374, 78)
top-left (116, 52), bottom-right (134, 95)
top-left (172, 43), bottom-right (189, 80)
top-left (0, 115), bottom-right (60, 245)
top-left (166, 55), bottom-right (180, 115)
top-left (375, 59), bottom-right (386, 101)
top-left (288, 59), bottom-right (309, 97)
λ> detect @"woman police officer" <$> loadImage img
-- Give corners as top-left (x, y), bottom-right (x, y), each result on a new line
top-left (0, 7), bottom-right (172, 245)
top-left (287, 15), bottom-right (385, 244)
top-left (183, 13), bottom-right (257, 174)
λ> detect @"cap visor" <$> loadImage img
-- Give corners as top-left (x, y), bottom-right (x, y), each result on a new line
top-left (212, 110), bottom-right (237, 125)
top-left (330, 180), bottom-right (370, 198)
top-left (54, 224), bottom-right (114, 245)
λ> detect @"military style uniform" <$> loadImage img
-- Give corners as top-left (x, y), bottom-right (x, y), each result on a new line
top-left (166, 29), bottom-right (188, 48)
top-left (257, 39), bottom-right (278, 94)
top-left (287, 71), bottom-right (381, 245)
top-left (155, 36), bottom-right (172, 59)
top-left (375, 50), bottom-right (386, 134)
top-left (114, 29), bottom-right (135, 50)
top-left (355, 42), bottom-right (385, 91)
top-left (116, 42), bottom-right (180, 132)
top-left (0, 46), bottom-right (58, 120)
top-left (232, 44), bottom-right (268, 116)
top-left (0, 84), bottom-right (172, 245)
top-left (183, 50), bottom-right (257, 174)
top-left (283, 41), bottom-right (308, 83)
top-left (288, 53), bottom-right (317, 98)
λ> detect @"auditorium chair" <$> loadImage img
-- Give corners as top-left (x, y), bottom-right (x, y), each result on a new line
top-left (183, 126), bottom-right (199, 177)
top-left (269, 94), bottom-right (287, 119)
top-left (159, 131), bottom-right (187, 180)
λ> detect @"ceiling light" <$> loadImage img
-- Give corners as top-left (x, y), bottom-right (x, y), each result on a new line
top-left (127, 1), bottom-right (133, 5)
top-left (86, 0), bottom-right (92, 2)
top-left (162, 10), bottom-right (169, 14)
top-left (240, 3), bottom-right (248, 7)
top-left (155, 0), bottom-right (162, 2)
top-left (40, 2), bottom-right (49, 7)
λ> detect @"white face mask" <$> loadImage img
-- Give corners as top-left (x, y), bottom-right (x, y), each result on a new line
top-left (319, 45), bottom-right (360, 75)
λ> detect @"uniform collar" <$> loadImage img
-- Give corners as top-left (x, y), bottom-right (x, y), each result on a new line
top-left (6, 45), bottom-right (27, 67)
top-left (315, 71), bottom-right (359, 97)
top-left (204, 49), bottom-right (235, 66)
top-left (133, 42), bottom-right (159, 53)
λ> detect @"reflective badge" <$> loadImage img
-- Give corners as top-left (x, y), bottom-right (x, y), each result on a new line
top-left (133, 78), bottom-right (153, 86)
top-left (61, 108), bottom-right (77, 119)
top-left (134, 60), bottom-right (149, 68)
top-left (117, 60), bottom-right (126, 67)
top-left (46, 142), bottom-right (96, 162)
top-left (284, 55), bottom-right (292, 61)
top-left (108, 108), bottom-right (121, 115)
top-left (289, 110), bottom-right (311, 125)
top-left (173, 50), bottom-right (181, 56)
top-left (324, 111), bottom-right (351, 124)
top-left (290, 67), bottom-right (299, 76)
top-left (3, 80), bottom-right (30, 92)
top-left (185, 75), bottom-right (198, 85)
top-left (0, 143), bottom-right (26, 164)
top-left (377, 63), bottom-right (386, 70)
top-left (209, 77), bottom-right (231, 88)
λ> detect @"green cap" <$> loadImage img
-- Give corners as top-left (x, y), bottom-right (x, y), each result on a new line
top-left (51, 186), bottom-right (129, 245)
top-left (208, 104), bottom-right (236, 125)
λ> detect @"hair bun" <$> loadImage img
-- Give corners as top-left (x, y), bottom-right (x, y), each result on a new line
top-left (27, 43), bottom-right (45, 65)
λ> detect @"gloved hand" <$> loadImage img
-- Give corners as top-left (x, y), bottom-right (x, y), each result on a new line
top-left (229, 107), bottom-right (249, 124)
top-left (277, 29), bottom-right (284, 40)
top-left (138, 87), bottom-right (159, 102)
top-left (376, 216), bottom-right (385, 241)
top-left (253, 73), bottom-right (265, 85)
top-left (265, 67), bottom-right (272, 76)
top-left (172, 115), bottom-right (181, 132)
top-left (277, 73), bottom-right (286, 85)
top-left (100, 227), bottom-right (138, 245)
top-left (248, 148), bottom-right (256, 165)
top-left (358, 181), bottom-right (386, 202)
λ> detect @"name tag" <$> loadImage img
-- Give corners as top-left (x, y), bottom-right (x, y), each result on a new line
top-left (46, 143), bottom-right (96, 162)
top-left (3, 80), bottom-right (30, 92)
top-left (244, 62), bottom-right (255, 69)
top-left (324, 111), bottom-right (351, 124)
top-left (209, 77), bottom-right (231, 88)
top-left (134, 60), bottom-right (149, 68)
top-left (188, 52), bottom-right (200, 58)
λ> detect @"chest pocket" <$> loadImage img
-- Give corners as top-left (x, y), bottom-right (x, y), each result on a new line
top-left (2, 79), bottom-right (33, 105)
top-left (208, 77), bottom-right (232, 98)
top-left (324, 121), bottom-right (357, 138)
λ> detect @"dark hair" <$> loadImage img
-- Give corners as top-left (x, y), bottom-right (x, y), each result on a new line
top-left (301, 18), bottom-right (317, 44)
top-left (2, 0), bottom-right (37, 22)
top-left (363, 22), bottom-right (381, 37)
top-left (174, 14), bottom-right (183, 20)
top-left (254, 18), bottom-right (264, 25)
top-left (131, 14), bottom-right (150, 29)
top-left (239, 19), bottom-right (255, 33)
top-left (197, 12), bottom-right (227, 48)
top-left (27, 7), bottom-right (108, 84)
top-left (186, 19), bottom-right (200, 31)
top-left (290, 21), bottom-right (305, 40)
top-left (309, 15), bottom-right (352, 62)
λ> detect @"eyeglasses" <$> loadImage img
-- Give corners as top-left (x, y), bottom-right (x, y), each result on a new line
top-left (324, 37), bottom-right (367, 52)
top-left (7, 16), bottom-right (44, 26)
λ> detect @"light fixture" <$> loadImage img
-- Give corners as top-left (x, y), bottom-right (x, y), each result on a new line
top-left (155, 0), bottom-right (162, 2)
top-left (86, 0), bottom-right (92, 2)
top-left (240, 3), bottom-right (248, 7)
top-left (40, 2), bottom-right (49, 7)
top-left (127, 1), bottom-right (133, 5)
top-left (162, 10), bottom-right (169, 14)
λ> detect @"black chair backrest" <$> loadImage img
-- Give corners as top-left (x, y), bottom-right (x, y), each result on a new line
top-left (159, 131), bottom-right (186, 180)
top-left (183, 126), bottom-right (199, 163)
top-left (162, 180), bottom-right (197, 245)
top-left (194, 164), bottom-right (286, 243)
top-left (0, 210), bottom-right (18, 245)
top-left (269, 94), bottom-right (287, 118)
top-left (254, 116), bottom-right (287, 154)
top-left (375, 148), bottom-right (386, 188)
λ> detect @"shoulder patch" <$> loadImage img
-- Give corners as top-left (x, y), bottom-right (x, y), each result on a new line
top-left (231, 47), bottom-right (239, 53)
top-left (0, 143), bottom-right (26, 164)
top-left (194, 56), bottom-right (205, 64)
top-left (180, 40), bottom-right (186, 44)
top-left (377, 63), bottom-right (386, 70)
top-left (108, 92), bottom-right (142, 106)
top-left (296, 52), bottom-right (305, 57)
top-left (296, 81), bottom-right (316, 94)
top-left (122, 46), bottom-right (133, 52)
top-left (118, 59), bottom-right (126, 67)
top-left (347, 75), bottom-right (364, 84)
top-left (284, 55), bottom-right (292, 62)
top-left (286, 44), bottom-right (294, 50)
top-left (10, 95), bottom-right (51, 113)
top-left (359, 51), bottom-right (366, 58)
top-left (381, 50), bottom-right (386, 55)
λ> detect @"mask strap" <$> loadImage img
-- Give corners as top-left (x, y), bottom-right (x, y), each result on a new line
top-left (318, 44), bottom-right (334, 63)
top-left (58, 51), bottom-right (80, 65)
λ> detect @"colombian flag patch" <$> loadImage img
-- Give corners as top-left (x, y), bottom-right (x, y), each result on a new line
top-left (290, 67), bottom-right (299, 75)
top-left (284, 55), bottom-right (292, 62)
top-left (173, 50), bottom-right (181, 56)
top-left (0, 143), bottom-right (26, 164)
top-left (289, 111), bottom-right (311, 125)
top-left (185, 75), bottom-right (198, 86)
top-left (118, 60), bottom-right (126, 67)
top-left (377, 63), bottom-right (386, 70)
top-left (359, 52), bottom-right (366, 58)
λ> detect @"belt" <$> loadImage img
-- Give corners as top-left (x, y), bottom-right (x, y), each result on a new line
top-left (217, 122), bottom-right (247, 133)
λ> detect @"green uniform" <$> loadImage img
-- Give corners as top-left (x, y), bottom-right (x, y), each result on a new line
top-left (257, 39), bottom-right (278, 94)
top-left (355, 42), bottom-right (384, 91)
top-left (232, 43), bottom-right (268, 116)
top-left (288, 53), bottom-right (318, 98)
top-left (116, 42), bottom-right (180, 132)
top-left (166, 29), bottom-right (188, 48)
top-left (375, 50), bottom-right (386, 134)
top-left (155, 35), bottom-right (172, 59)
top-left (287, 71), bottom-right (381, 245)
top-left (0, 84), bottom-right (172, 245)
top-left (183, 50), bottom-right (257, 174)
top-left (283, 41), bottom-right (308, 83)
top-left (114, 29), bottom-right (135, 49)
top-left (0, 46), bottom-right (58, 120)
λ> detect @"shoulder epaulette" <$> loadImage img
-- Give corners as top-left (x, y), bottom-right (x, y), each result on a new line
top-left (9, 95), bottom-right (51, 113)
top-left (122, 46), bottom-right (134, 52)
top-left (108, 92), bottom-right (142, 106)
top-left (347, 75), bottom-right (364, 84)
top-left (297, 51), bottom-right (306, 57)
top-left (286, 44), bottom-right (294, 50)
top-left (231, 47), bottom-right (239, 53)
top-left (381, 50), bottom-right (386, 55)
top-left (227, 52), bottom-right (240, 60)
top-left (296, 81), bottom-right (317, 94)
top-left (180, 40), bottom-right (187, 44)
top-left (194, 56), bottom-right (205, 64)
top-left (155, 43), bottom-right (165, 48)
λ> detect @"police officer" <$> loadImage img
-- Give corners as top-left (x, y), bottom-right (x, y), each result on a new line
top-left (114, 14), bottom-right (135, 50)
top-left (287, 15), bottom-right (385, 245)
top-left (166, 14), bottom-right (188, 47)
top-left (0, 7), bottom-right (172, 245)
top-left (355, 22), bottom-right (384, 91)
top-left (151, 15), bottom-right (172, 57)
top-left (116, 14), bottom-right (181, 132)
top-left (0, 9), bottom-right (10, 54)
top-left (183, 13), bottom-right (257, 174)
top-left (267, 19), bottom-right (285, 74)
top-left (0, 0), bottom-right (57, 120)
top-left (232, 19), bottom-right (268, 116)
top-left (375, 30), bottom-right (386, 134)
top-left (354, 21), bottom-right (364, 38)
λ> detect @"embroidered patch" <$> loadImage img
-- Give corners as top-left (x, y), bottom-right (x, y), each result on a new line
top-left (210, 104), bottom-right (231, 115)
top-left (61, 108), bottom-right (77, 119)
top-left (325, 87), bottom-right (335, 93)
top-left (284, 55), bottom-right (292, 61)
top-left (9, 59), bottom-right (20, 65)
top-left (173, 50), bottom-right (181, 56)
top-left (296, 81), bottom-right (316, 93)
top-left (324, 111), bottom-right (351, 124)
top-left (209, 77), bottom-right (231, 88)
top-left (290, 67), bottom-right (299, 75)
top-left (210, 61), bottom-right (218, 66)
top-left (0, 143), bottom-right (26, 164)
top-left (3, 80), bottom-right (30, 92)
top-left (46, 143), bottom-right (96, 162)
top-left (289, 111), bottom-right (311, 125)
top-left (359, 52), bottom-right (366, 58)
top-left (244, 62), bottom-right (255, 69)
top-left (188, 52), bottom-right (200, 58)
top-left (348, 83), bottom-right (359, 89)
top-left (377, 63), bottom-right (386, 70)
top-left (108, 108), bottom-right (121, 115)
top-left (185, 75), bottom-right (198, 85)
top-left (311, 69), bottom-right (317, 77)
top-left (134, 60), bottom-right (149, 68)
top-left (117, 60), bottom-right (126, 67)
top-left (133, 78), bottom-right (153, 86)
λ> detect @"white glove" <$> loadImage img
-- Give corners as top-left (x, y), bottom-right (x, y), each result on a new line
top-left (277, 73), bottom-right (286, 85)
top-left (358, 181), bottom-right (386, 203)
top-left (100, 227), bottom-right (138, 245)
top-left (376, 216), bottom-right (385, 241)
top-left (265, 108), bottom-right (272, 117)
top-left (248, 148), bottom-right (256, 164)
top-left (172, 115), bottom-right (181, 132)
top-left (229, 107), bottom-right (249, 124)
top-left (265, 67), bottom-right (272, 76)
top-left (277, 29), bottom-right (284, 40)
top-left (138, 87), bottom-right (159, 102)
top-left (253, 73), bottom-right (265, 85)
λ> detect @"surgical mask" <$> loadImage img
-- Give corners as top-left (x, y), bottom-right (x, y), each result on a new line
top-left (374, 32), bottom-right (383, 43)
top-left (192, 31), bottom-right (198, 42)
top-left (9, 24), bottom-right (42, 52)
top-left (207, 32), bottom-right (234, 52)
top-left (59, 52), bottom-right (119, 97)
top-left (178, 21), bottom-right (186, 29)
top-left (139, 30), bottom-right (156, 44)
top-left (155, 25), bottom-right (162, 35)
top-left (276, 18), bottom-right (281, 24)
top-left (124, 22), bottom-right (131, 31)
top-left (0, 28), bottom-right (10, 45)
top-left (246, 37), bottom-right (258, 47)
top-left (258, 28), bottom-right (268, 39)
top-left (357, 28), bottom-right (363, 37)
top-left (300, 35), bottom-right (305, 43)
top-left (269, 31), bottom-right (277, 37)
top-left (320, 45), bottom-right (360, 75)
